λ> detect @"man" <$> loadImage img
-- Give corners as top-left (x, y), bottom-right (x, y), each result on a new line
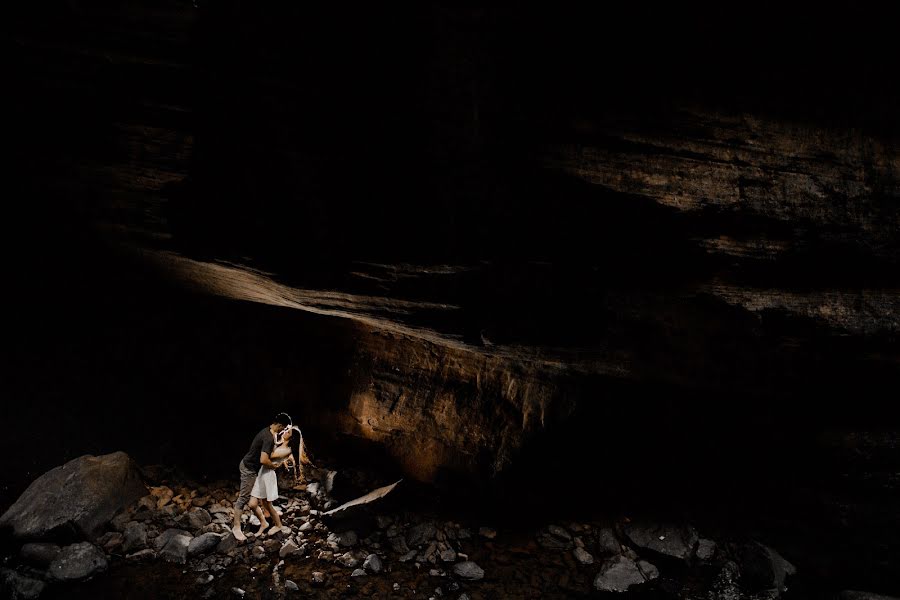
top-left (231, 412), bottom-right (292, 542)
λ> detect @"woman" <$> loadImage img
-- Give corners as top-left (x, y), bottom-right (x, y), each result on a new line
top-left (248, 427), bottom-right (296, 536)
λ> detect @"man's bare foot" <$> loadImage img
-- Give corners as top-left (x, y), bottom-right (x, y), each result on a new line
top-left (231, 526), bottom-right (247, 542)
top-left (267, 525), bottom-right (284, 536)
top-left (256, 520), bottom-right (269, 536)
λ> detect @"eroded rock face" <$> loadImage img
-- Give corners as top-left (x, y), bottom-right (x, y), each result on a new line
top-left (0, 452), bottom-right (146, 541)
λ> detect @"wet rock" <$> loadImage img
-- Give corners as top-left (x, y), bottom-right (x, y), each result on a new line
top-left (0, 452), bottom-right (146, 542)
top-left (252, 545), bottom-right (267, 560)
top-left (596, 528), bottom-right (621, 554)
top-left (440, 548), bottom-right (457, 563)
top-left (161, 534), bottom-right (192, 564)
top-left (351, 568), bottom-right (366, 577)
top-left (537, 525), bottom-right (574, 550)
top-left (339, 530), bottom-right (358, 547)
top-left (0, 568), bottom-right (46, 600)
top-left (188, 533), bottom-right (222, 557)
top-left (622, 522), bottom-right (698, 561)
top-left (126, 548), bottom-right (156, 561)
top-left (573, 547), bottom-right (594, 565)
top-left (451, 561), bottom-right (484, 581)
top-left (298, 521), bottom-right (313, 533)
top-left (122, 521), bottom-right (148, 554)
top-left (696, 538), bottom-right (717, 562)
top-left (279, 540), bottom-right (301, 558)
top-left (195, 573), bottom-right (214, 585)
top-left (407, 523), bottom-right (437, 548)
top-left (98, 531), bottom-right (124, 552)
top-left (179, 508), bottom-right (213, 531)
top-left (217, 532), bottom-right (238, 554)
top-left (285, 579), bottom-right (299, 592)
top-left (311, 571), bottom-right (327, 586)
top-left (739, 542), bottom-right (796, 593)
top-left (20, 542), bottom-right (62, 566)
top-left (336, 552), bottom-right (360, 568)
top-left (478, 527), bottom-right (497, 539)
top-left (364, 553), bottom-right (384, 573)
top-left (231, 587), bottom-right (245, 597)
top-left (48, 542), bottom-right (109, 581)
top-left (399, 549), bottom-right (417, 562)
top-left (593, 556), bottom-right (657, 593)
top-left (389, 535), bottom-right (410, 554)
top-left (154, 528), bottom-right (192, 551)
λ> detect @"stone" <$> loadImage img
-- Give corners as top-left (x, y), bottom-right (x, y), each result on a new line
top-left (573, 547), bottom-right (594, 565)
top-left (126, 548), bottom-right (156, 561)
top-left (48, 542), bottom-right (109, 581)
top-left (0, 452), bottom-right (146, 542)
top-left (179, 508), bottom-right (213, 531)
top-left (19, 542), bottom-right (62, 566)
top-left (122, 521), bottom-right (148, 554)
top-left (696, 538), bottom-right (717, 562)
top-left (537, 525), bottom-right (574, 551)
top-left (406, 522), bottom-right (438, 548)
top-left (99, 531), bottom-right (124, 552)
top-left (217, 532), bottom-right (239, 554)
top-left (739, 542), bottom-right (796, 593)
top-left (478, 527), bottom-right (497, 539)
top-left (336, 552), bottom-right (360, 568)
top-left (351, 568), bottom-right (366, 577)
top-left (298, 521), bottom-right (313, 533)
top-left (440, 548), bottom-right (457, 563)
top-left (195, 573), bottom-right (214, 585)
top-left (389, 535), bottom-right (410, 554)
top-left (593, 556), bottom-right (657, 593)
top-left (1, 568), bottom-right (46, 600)
top-left (279, 540), bottom-right (301, 558)
top-left (160, 534), bottom-right (192, 564)
top-left (451, 561), bottom-right (484, 581)
top-left (596, 528), bottom-right (621, 554)
top-left (339, 530), bottom-right (358, 547)
top-left (154, 528), bottom-right (192, 551)
top-left (363, 553), bottom-right (384, 573)
top-left (622, 522), bottom-right (699, 561)
top-left (231, 587), bottom-right (245, 597)
top-left (311, 571), bottom-right (327, 586)
top-left (188, 532), bottom-right (222, 556)
top-left (285, 579), bottom-right (299, 592)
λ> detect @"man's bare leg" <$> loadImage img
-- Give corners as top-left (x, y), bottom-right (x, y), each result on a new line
top-left (231, 505), bottom-right (247, 542)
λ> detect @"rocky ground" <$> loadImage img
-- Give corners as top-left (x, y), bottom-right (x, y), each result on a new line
top-left (6, 451), bottom-right (893, 600)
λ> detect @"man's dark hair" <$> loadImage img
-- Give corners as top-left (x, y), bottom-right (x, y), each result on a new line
top-left (273, 412), bottom-right (292, 427)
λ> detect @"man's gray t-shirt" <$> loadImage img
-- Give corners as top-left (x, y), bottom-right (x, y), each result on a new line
top-left (241, 427), bottom-right (275, 472)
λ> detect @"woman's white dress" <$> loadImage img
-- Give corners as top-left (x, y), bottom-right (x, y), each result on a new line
top-left (250, 465), bottom-right (279, 501)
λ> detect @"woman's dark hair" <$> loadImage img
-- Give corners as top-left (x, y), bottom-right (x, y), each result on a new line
top-left (273, 412), bottom-right (292, 427)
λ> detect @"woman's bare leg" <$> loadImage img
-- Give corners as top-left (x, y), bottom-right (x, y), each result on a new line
top-left (263, 499), bottom-right (283, 529)
top-left (249, 497), bottom-right (268, 535)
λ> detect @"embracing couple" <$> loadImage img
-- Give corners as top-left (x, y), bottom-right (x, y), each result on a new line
top-left (231, 412), bottom-right (301, 542)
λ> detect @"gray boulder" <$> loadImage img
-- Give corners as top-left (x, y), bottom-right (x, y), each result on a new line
top-left (1, 568), bottom-right (46, 600)
top-left (451, 561), bottom-right (484, 581)
top-left (596, 528), bottom-right (622, 555)
top-left (622, 522), bottom-right (698, 561)
top-left (406, 522), bottom-right (437, 548)
top-left (739, 542), bottom-right (796, 593)
top-left (47, 542), bottom-right (109, 581)
top-left (188, 532), bottom-right (221, 557)
top-left (19, 542), bottom-right (62, 566)
top-left (122, 521), bottom-right (148, 554)
top-left (537, 525), bottom-right (574, 550)
top-left (160, 534), bottom-right (192, 564)
top-left (593, 556), bottom-right (658, 593)
top-left (363, 553), bottom-right (383, 573)
top-left (0, 452), bottom-right (146, 541)
top-left (178, 508), bottom-right (212, 531)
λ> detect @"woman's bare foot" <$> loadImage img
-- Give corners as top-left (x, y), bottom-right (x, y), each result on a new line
top-left (231, 526), bottom-right (247, 542)
top-left (255, 519), bottom-right (269, 536)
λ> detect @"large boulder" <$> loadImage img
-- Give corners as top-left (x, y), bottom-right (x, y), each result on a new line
top-left (739, 542), bottom-right (796, 593)
top-left (593, 556), bottom-right (659, 593)
top-left (0, 568), bottom-right (46, 600)
top-left (622, 522), bottom-right (698, 562)
top-left (47, 542), bottom-right (109, 582)
top-left (0, 452), bottom-right (146, 542)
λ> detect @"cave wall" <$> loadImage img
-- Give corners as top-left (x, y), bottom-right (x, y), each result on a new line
top-left (6, 1), bottom-right (900, 492)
